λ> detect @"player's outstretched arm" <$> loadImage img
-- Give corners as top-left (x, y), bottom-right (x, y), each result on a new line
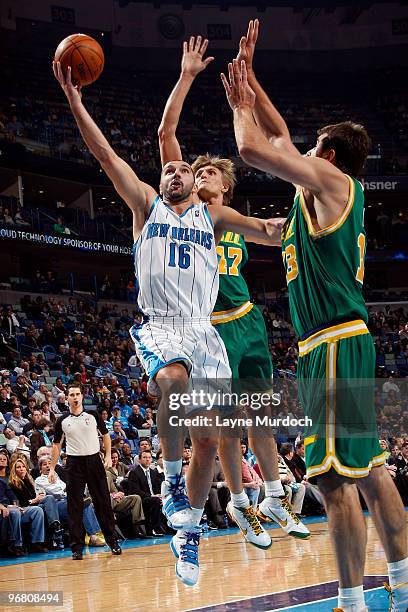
top-left (221, 60), bottom-right (347, 196)
top-left (211, 206), bottom-right (284, 246)
top-left (158, 36), bottom-right (214, 166)
top-left (236, 20), bottom-right (300, 156)
top-left (53, 61), bottom-right (156, 237)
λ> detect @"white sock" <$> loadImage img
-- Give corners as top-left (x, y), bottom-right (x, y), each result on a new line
top-left (264, 480), bottom-right (285, 497)
top-left (190, 507), bottom-right (204, 526)
top-left (231, 490), bottom-right (250, 508)
top-left (388, 557), bottom-right (408, 600)
top-left (163, 459), bottom-right (182, 479)
top-left (338, 586), bottom-right (365, 611)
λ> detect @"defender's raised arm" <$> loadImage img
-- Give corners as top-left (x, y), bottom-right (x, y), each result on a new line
top-left (158, 36), bottom-right (214, 166)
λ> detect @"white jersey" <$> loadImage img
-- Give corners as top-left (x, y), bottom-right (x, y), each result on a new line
top-left (133, 196), bottom-right (219, 318)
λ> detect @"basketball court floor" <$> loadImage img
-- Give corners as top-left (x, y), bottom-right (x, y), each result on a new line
top-left (0, 513), bottom-right (401, 611)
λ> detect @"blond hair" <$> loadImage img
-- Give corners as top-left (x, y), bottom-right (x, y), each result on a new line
top-left (8, 458), bottom-right (34, 490)
top-left (191, 154), bottom-right (236, 206)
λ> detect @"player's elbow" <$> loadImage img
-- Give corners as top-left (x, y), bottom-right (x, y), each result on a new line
top-left (157, 124), bottom-right (174, 145)
top-left (238, 143), bottom-right (258, 165)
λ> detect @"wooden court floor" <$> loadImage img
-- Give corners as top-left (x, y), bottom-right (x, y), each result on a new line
top-left (0, 515), bottom-right (404, 612)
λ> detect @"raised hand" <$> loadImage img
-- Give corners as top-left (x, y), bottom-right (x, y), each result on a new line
top-left (181, 36), bottom-right (214, 78)
top-left (236, 19), bottom-right (259, 74)
top-left (52, 61), bottom-right (82, 107)
top-left (221, 59), bottom-right (256, 112)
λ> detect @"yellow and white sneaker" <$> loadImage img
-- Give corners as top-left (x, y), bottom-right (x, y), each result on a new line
top-left (226, 501), bottom-right (272, 549)
top-left (384, 580), bottom-right (408, 611)
top-left (258, 495), bottom-right (311, 540)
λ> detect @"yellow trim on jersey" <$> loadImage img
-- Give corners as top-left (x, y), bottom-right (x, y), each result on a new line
top-left (304, 434), bottom-right (317, 447)
top-left (303, 330), bottom-right (387, 480)
top-left (298, 319), bottom-right (368, 356)
top-left (299, 174), bottom-right (355, 239)
top-left (306, 451), bottom-right (387, 480)
top-left (211, 301), bottom-right (253, 325)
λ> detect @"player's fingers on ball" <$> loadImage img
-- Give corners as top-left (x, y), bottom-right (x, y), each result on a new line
top-left (195, 35), bottom-right (202, 52)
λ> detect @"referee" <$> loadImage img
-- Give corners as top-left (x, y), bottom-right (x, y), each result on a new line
top-left (49, 382), bottom-right (121, 560)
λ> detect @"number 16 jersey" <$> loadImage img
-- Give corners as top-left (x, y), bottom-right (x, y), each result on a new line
top-left (133, 196), bottom-right (219, 318)
top-left (281, 174), bottom-right (368, 338)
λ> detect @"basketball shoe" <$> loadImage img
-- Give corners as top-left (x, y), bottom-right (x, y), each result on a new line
top-left (162, 473), bottom-right (195, 529)
top-left (226, 501), bottom-right (272, 549)
top-left (384, 580), bottom-right (408, 611)
top-left (170, 527), bottom-right (201, 586)
top-left (257, 495), bottom-right (311, 539)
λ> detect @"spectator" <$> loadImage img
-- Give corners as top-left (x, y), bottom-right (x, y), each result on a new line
top-left (8, 458), bottom-right (64, 549)
top-left (3, 428), bottom-right (30, 459)
top-left (53, 216), bottom-right (69, 235)
top-left (128, 403), bottom-right (149, 432)
top-left (128, 450), bottom-right (165, 536)
top-left (29, 418), bottom-right (53, 465)
top-left (0, 449), bottom-right (10, 480)
top-left (121, 442), bottom-right (134, 467)
top-left (105, 448), bottom-right (128, 485)
top-left (35, 456), bottom-right (106, 547)
top-left (7, 405), bottom-right (29, 434)
top-left (32, 383), bottom-right (48, 405)
top-left (110, 420), bottom-right (127, 441)
top-left (278, 444), bottom-right (306, 517)
top-left (240, 442), bottom-right (262, 509)
top-left (0, 306), bottom-right (20, 337)
top-left (0, 476), bottom-right (48, 553)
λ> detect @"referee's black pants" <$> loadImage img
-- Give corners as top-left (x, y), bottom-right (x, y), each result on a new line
top-left (66, 453), bottom-right (116, 552)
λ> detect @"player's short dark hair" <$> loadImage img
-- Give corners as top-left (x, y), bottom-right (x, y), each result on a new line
top-left (317, 121), bottom-right (371, 177)
top-left (67, 381), bottom-right (83, 393)
top-left (139, 449), bottom-right (152, 459)
top-left (296, 439), bottom-right (305, 448)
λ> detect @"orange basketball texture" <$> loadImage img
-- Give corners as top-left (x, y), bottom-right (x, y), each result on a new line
top-left (54, 34), bottom-right (104, 86)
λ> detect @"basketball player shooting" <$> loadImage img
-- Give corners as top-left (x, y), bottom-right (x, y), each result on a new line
top-left (52, 59), bottom-right (283, 587)
top-left (221, 42), bottom-right (408, 612)
top-left (158, 33), bottom-right (310, 551)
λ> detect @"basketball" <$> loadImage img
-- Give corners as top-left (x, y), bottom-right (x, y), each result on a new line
top-left (54, 34), bottom-right (104, 86)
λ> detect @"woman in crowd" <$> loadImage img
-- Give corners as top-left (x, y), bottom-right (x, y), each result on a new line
top-left (8, 458), bottom-right (64, 549)
top-left (106, 448), bottom-right (129, 486)
top-left (0, 449), bottom-right (10, 479)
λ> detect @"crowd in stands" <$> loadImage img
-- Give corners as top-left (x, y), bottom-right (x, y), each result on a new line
top-left (0, 292), bottom-right (407, 556)
top-left (1, 52), bottom-right (408, 177)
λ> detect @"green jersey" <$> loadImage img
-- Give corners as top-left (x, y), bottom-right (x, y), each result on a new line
top-left (281, 175), bottom-right (368, 338)
top-left (213, 231), bottom-right (250, 312)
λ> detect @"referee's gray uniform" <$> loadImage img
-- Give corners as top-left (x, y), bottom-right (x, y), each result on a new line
top-left (53, 410), bottom-right (116, 553)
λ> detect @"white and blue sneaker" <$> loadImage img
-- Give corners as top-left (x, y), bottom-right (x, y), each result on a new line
top-left (162, 474), bottom-right (195, 529)
top-left (170, 527), bottom-right (201, 586)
